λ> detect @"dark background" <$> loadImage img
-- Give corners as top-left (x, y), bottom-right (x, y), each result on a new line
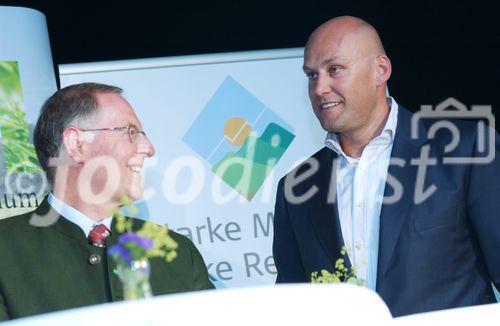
top-left (1, 0), bottom-right (497, 118)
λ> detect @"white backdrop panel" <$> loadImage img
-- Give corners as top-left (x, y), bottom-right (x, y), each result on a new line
top-left (0, 6), bottom-right (57, 219)
top-left (0, 6), bottom-right (56, 123)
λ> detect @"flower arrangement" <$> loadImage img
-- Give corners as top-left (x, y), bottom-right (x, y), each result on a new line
top-left (107, 197), bottom-right (178, 299)
top-left (108, 233), bottom-right (154, 266)
top-left (311, 246), bottom-right (365, 286)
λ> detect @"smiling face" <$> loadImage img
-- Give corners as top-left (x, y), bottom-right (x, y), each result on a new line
top-left (303, 18), bottom-right (387, 136)
top-left (81, 92), bottom-right (155, 203)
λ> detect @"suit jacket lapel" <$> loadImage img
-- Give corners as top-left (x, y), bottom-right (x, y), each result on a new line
top-left (377, 106), bottom-right (427, 282)
top-left (307, 148), bottom-right (352, 269)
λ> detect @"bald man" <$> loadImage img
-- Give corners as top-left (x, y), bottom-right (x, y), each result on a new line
top-left (272, 16), bottom-right (499, 316)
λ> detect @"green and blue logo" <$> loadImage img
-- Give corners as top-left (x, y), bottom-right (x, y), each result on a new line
top-left (183, 76), bottom-right (295, 201)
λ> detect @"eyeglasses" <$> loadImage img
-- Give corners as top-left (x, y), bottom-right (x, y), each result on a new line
top-left (79, 124), bottom-right (146, 143)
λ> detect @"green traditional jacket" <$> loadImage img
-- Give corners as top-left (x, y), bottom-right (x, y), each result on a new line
top-left (0, 199), bottom-right (214, 320)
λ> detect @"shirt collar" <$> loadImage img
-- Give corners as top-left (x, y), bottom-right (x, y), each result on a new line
top-left (47, 193), bottom-right (113, 237)
top-left (325, 96), bottom-right (399, 160)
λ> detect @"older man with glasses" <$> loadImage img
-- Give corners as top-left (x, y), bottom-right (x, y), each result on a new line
top-left (0, 83), bottom-right (214, 321)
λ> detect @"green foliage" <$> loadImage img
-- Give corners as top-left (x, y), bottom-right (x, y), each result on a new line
top-left (114, 196), bottom-right (135, 233)
top-left (136, 221), bottom-right (178, 262)
top-left (112, 196), bottom-right (178, 263)
top-left (0, 61), bottom-right (41, 174)
top-left (311, 246), bottom-right (365, 286)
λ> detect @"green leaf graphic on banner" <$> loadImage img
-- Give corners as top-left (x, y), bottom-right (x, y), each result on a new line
top-left (212, 123), bottom-right (294, 200)
top-left (0, 61), bottom-right (41, 174)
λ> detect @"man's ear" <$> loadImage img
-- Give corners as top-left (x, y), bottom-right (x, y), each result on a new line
top-left (375, 54), bottom-right (392, 86)
top-left (61, 126), bottom-right (85, 164)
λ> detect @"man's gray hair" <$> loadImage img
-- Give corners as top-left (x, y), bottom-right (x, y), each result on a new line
top-left (33, 82), bottom-right (123, 184)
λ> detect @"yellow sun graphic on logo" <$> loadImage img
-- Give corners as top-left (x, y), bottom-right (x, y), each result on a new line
top-left (223, 117), bottom-right (252, 147)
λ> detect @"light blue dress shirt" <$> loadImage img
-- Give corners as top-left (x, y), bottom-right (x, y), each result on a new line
top-left (47, 193), bottom-right (113, 238)
top-left (325, 97), bottom-right (398, 290)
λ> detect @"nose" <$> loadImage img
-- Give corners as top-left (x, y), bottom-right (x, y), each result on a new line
top-left (313, 75), bottom-right (331, 97)
top-left (137, 134), bottom-right (155, 157)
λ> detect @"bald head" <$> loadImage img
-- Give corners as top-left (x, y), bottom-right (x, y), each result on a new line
top-left (305, 16), bottom-right (385, 59)
top-left (302, 16), bottom-right (392, 139)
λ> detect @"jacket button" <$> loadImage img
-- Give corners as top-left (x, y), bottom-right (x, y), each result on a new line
top-left (89, 253), bottom-right (101, 265)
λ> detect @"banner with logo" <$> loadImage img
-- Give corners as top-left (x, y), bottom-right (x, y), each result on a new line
top-left (59, 49), bottom-right (325, 287)
top-left (0, 6), bottom-right (57, 219)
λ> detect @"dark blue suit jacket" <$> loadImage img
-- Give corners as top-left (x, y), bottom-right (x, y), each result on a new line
top-left (273, 106), bottom-right (500, 316)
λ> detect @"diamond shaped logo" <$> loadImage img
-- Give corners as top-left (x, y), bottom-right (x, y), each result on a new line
top-left (182, 76), bottom-right (295, 201)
